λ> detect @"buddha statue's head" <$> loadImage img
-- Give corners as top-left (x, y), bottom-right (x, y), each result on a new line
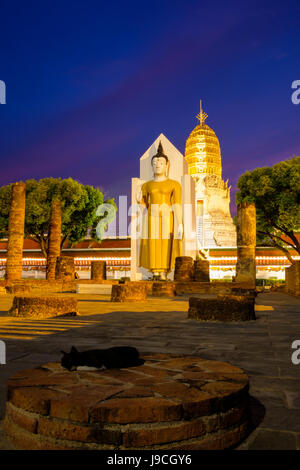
top-left (151, 142), bottom-right (169, 177)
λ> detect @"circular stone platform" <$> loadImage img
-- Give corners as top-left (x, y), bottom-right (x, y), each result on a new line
top-left (4, 354), bottom-right (251, 450)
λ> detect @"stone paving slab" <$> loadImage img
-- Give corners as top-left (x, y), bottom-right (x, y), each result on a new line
top-left (242, 429), bottom-right (298, 450)
top-left (0, 291), bottom-right (299, 449)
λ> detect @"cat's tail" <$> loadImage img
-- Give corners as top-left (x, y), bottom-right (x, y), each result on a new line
top-left (127, 358), bottom-right (145, 367)
top-left (136, 358), bottom-right (145, 366)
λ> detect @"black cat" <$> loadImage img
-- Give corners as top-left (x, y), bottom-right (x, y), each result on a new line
top-left (61, 346), bottom-right (144, 371)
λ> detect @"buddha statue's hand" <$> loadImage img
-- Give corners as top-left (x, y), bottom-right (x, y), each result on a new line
top-left (136, 186), bottom-right (143, 204)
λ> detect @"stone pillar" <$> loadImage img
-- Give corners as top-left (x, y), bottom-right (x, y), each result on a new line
top-left (47, 200), bottom-right (62, 280)
top-left (91, 261), bottom-right (106, 281)
top-left (55, 256), bottom-right (75, 281)
top-left (235, 202), bottom-right (256, 286)
top-left (194, 259), bottom-right (210, 282)
top-left (6, 182), bottom-right (26, 281)
top-left (285, 261), bottom-right (300, 296)
top-left (174, 256), bottom-right (194, 281)
top-left (294, 262), bottom-right (300, 296)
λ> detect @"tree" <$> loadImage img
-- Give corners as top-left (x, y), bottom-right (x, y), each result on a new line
top-left (0, 184), bottom-right (13, 239)
top-left (0, 178), bottom-right (117, 258)
top-left (236, 157), bottom-right (300, 264)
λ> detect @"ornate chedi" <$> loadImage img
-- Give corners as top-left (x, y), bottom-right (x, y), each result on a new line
top-left (185, 103), bottom-right (236, 247)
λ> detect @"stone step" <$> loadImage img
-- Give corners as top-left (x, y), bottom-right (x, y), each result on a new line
top-left (76, 284), bottom-right (113, 295)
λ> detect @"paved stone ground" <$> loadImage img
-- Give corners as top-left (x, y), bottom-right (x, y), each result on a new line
top-left (0, 291), bottom-right (299, 450)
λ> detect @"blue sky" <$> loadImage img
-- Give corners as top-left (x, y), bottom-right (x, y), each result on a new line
top-left (0, 0), bottom-right (299, 212)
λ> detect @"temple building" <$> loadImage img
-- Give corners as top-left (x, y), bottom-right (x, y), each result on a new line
top-left (0, 104), bottom-right (298, 281)
top-left (185, 103), bottom-right (236, 248)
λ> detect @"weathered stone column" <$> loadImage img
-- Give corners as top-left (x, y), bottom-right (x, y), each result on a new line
top-left (174, 256), bottom-right (194, 281)
top-left (46, 200), bottom-right (62, 280)
top-left (285, 261), bottom-right (300, 296)
top-left (55, 256), bottom-right (75, 281)
top-left (6, 182), bottom-right (26, 281)
top-left (194, 259), bottom-right (210, 282)
top-left (91, 261), bottom-right (106, 281)
top-left (235, 202), bottom-right (256, 286)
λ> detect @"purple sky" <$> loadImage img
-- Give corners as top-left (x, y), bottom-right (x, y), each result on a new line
top-left (0, 0), bottom-right (299, 220)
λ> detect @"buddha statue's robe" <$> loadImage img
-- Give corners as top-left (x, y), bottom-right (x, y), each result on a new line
top-left (138, 178), bottom-right (182, 273)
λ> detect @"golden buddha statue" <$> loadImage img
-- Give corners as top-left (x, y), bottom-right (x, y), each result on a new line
top-left (138, 142), bottom-right (183, 280)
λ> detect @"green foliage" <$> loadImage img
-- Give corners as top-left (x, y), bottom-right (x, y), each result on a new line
top-left (0, 183), bottom-right (13, 238)
top-left (236, 157), bottom-right (300, 260)
top-left (60, 181), bottom-right (103, 246)
top-left (0, 178), bottom-right (116, 256)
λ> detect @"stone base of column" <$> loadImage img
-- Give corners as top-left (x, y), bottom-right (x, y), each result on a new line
top-left (188, 295), bottom-right (256, 322)
top-left (111, 283), bottom-right (147, 302)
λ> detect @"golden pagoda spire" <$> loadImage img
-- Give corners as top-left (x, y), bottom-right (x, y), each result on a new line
top-left (185, 102), bottom-right (222, 178)
top-left (196, 100), bottom-right (208, 125)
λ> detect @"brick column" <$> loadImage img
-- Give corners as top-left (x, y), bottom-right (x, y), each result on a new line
top-left (235, 202), bottom-right (256, 286)
top-left (194, 259), bottom-right (210, 282)
top-left (174, 256), bottom-right (194, 281)
top-left (6, 182), bottom-right (26, 281)
top-left (293, 262), bottom-right (300, 296)
top-left (55, 256), bottom-right (75, 281)
top-left (285, 261), bottom-right (300, 296)
top-left (91, 261), bottom-right (106, 281)
top-left (46, 200), bottom-right (62, 280)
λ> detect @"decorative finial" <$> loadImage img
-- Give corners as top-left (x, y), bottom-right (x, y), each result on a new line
top-left (152, 140), bottom-right (169, 163)
top-left (196, 100), bottom-right (208, 125)
top-left (157, 141), bottom-right (164, 156)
